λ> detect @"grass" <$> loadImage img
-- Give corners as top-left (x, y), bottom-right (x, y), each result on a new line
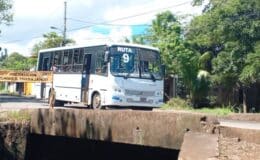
top-left (161, 97), bottom-right (234, 116)
top-left (193, 107), bottom-right (233, 116)
top-left (0, 110), bottom-right (31, 122)
top-left (161, 97), bottom-right (192, 110)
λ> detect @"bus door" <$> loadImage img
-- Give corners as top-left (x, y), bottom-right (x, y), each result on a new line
top-left (41, 55), bottom-right (51, 99)
top-left (81, 54), bottom-right (91, 103)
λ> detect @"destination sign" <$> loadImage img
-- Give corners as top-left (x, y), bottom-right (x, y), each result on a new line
top-left (0, 70), bottom-right (53, 83)
top-left (117, 47), bottom-right (133, 53)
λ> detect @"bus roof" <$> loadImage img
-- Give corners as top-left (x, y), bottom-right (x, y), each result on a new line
top-left (39, 42), bottom-right (159, 53)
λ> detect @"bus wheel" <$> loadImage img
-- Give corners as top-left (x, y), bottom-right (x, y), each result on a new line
top-left (55, 100), bottom-right (65, 106)
top-left (91, 93), bottom-right (101, 109)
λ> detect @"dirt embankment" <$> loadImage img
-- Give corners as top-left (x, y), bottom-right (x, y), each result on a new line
top-left (219, 136), bottom-right (260, 160)
top-left (0, 110), bottom-right (30, 160)
top-left (0, 121), bottom-right (30, 160)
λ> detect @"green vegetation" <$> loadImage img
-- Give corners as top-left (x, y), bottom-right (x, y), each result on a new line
top-left (0, 110), bottom-right (31, 122)
top-left (194, 107), bottom-right (234, 116)
top-left (161, 97), bottom-right (192, 110)
top-left (131, 0), bottom-right (260, 112)
top-left (132, 11), bottom-right (210, 106)
top-left (0, 52), bottom-right (35, 70)
top-left (162, 98), bottom-right (234, 116)
top-left (0, 0), bottom-right (13, 32)
top-left (0, 0), bottom-right (258, 112)
top-left (188, 0), bottom-right (260, 111)
top-left (31, 32), bottom-right (75, 58)
top-left (0, 32), bottom-right (75, 70)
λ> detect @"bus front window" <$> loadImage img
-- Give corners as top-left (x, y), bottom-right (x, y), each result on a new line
top-left (139, 50), bottom-right (162, 80)
top-left (110, 47), bottom-right (139, 78)
top-left (110, 46), bottom-right (163, 80)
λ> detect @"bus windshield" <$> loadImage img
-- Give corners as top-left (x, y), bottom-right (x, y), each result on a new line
top-left (110, 46), bottom-right (163, 80)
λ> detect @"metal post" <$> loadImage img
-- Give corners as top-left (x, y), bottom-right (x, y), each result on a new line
top-left (63, 1), bottom-right (67, 46)
top-left (49, 72), bottom-right (55, 109)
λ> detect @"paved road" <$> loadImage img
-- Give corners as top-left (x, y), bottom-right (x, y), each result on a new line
top-left (0, 94), bottom-right (151, 110)
top-left (0, 94), bottom-right (93, 110)
top-left (0, 94), bottom-right (49, 109)
top-left (219, 119), bottom-right (260, 130)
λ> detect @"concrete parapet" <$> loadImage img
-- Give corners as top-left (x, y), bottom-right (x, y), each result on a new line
top-left (30, 109), bottom-right (211, 150)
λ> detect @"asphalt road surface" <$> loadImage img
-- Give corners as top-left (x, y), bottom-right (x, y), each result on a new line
top-left (0, 94), bottom-right (49, 109)
top-left (0, 94), bottom-right (150, 111)
top-left (0, 94), bottom-right (92, 110)
top-left (219, 119), bottom-right (260, 130)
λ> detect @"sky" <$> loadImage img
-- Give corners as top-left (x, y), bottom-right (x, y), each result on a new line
top-left (0, 0), bottom-right (203, 56)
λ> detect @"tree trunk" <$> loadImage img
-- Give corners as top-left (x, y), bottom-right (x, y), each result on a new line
top-left (243, 87), bottom-right (247, 113)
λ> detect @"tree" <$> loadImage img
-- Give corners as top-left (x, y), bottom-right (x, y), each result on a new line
top-left (240, 42), bottom-right (260, 85)
top-left (132, 11), bottom-right (210, 106)
top-left (1, 52), bottom-right (33, 70)
top-left (31, 32), bottom-right (75, 57)
top-left (30, 32), bottom-right (75, 67)
top-left (188, 0), bottom-right (260, 111)
top-left (0, 0), bottom-right (13, 32)
top-left (146, 11), bottom-right (183, 75)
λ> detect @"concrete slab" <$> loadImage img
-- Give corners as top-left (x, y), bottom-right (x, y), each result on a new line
top-left (178, 132), bottom-right (219, 160)
top-left (219, 119), bottom-right (260, 130)
top-left (219, 119), bottom-right (260, 144)
top-left (30, 108), bottom-right (209, 150)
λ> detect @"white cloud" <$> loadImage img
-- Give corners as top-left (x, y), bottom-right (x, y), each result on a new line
top-left (69, 28), bottom-right (110, 45)
top-left (69, 25), bottom-right (132, 45)
top-left (0, 38), bottom-right (43, 57)
top-left (0, 43), bottom-right (29, 56)
top-left (2, 0), bottom-right (204, 57)
top-left (103, 0), bottom-right (202, 25)
top-left (13, 0), bottom-right (94, 19)
top-left (109, 26), bottom-right (132, 42)
top-left (14, 0), bottom-right (63, 19)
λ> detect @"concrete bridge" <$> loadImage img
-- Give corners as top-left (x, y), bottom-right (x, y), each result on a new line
top-left (30, 109), bottom-right (209, 150)
top-left (1, 108), bottom-right (260, 160)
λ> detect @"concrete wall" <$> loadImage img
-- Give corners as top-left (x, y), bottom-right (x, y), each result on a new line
top-left (0, 109), bottom-right (259, 160)
top-left (0, 122), bottom-right (30, 160)
top-left (30, 109), bottom-right (211, 150)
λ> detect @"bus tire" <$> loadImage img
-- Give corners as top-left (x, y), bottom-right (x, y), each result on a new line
top-left (54, 100), bottom-right (65, 106)
top-left (91, 92), bottom-right (101, 109)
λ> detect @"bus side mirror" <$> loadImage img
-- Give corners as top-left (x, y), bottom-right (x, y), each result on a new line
top-left (104, 51), bottom-right (110, 63)
top-left (161, 64), bottom-right (166, 78)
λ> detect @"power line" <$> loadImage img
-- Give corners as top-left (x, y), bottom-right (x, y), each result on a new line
top-left (1, 1), bottom-right (191, 44)
top-left (67, 17), bottom-right (151, 27)
top-left (67, 1), bottom-right (191, 32)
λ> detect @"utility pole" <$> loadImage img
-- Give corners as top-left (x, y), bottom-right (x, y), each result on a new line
top-left (63, 1), bottom-right (67, 46)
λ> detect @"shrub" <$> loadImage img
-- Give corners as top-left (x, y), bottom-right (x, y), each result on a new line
top-left (162, 97), bottom-right (192, 110)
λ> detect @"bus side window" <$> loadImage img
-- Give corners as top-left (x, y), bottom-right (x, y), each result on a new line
top-left (95, 50), bottom-right (107, 76)
top-left (54, 51), bottom-right (63, 72)
top-left (73, 49), bottom-right (79, 64)
top-left (67, 50), bottom-right (73, 72)
top-left (79, 49), bottom-right (84, 64)
top-left (41, 52), bottom-right (52, 71)
top-left (63, 50), bottom-right (71, 72)
top-left (72, 48), bottom-right (83, 72)
top-left (42, 57), bottom-right (50, 71)
top-left (83, 54), bottom-right (91, 74)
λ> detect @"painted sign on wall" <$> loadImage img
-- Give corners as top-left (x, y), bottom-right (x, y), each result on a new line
top-left (0, 70), bottom-right (53, 83)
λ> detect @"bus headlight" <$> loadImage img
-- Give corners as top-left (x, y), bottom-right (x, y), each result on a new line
top-left (113, 86), bottom-right (122, 93)
top-left (156, 91), bottom-right (163, 96)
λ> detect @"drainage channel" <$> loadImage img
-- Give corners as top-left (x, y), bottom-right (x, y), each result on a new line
top-left (25, 134), bottom-right (179, 160)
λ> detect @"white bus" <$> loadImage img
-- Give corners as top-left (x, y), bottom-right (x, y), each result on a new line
top-left (35, 43), bottom-right (164, 109)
